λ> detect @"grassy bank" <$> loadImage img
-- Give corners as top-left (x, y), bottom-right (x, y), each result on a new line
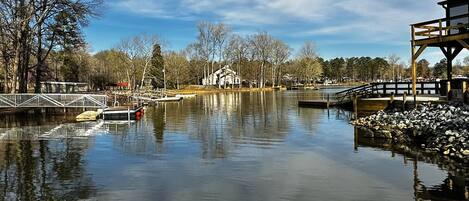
top-left (167, 87), bottom-right (275, 95)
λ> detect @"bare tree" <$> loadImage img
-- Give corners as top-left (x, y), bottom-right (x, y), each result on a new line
top-left (196, 22), bottom-right (215, 85)
top-left (165, 51), bottom-right (189, 89)
top-left (184, 43), bottom-right (204, 84)
top-left (249, 31), bottom-right (273, 88)
top-left (270, 39), bottom-right (290, 87)
top-left (116, 34), bottom-right (162, 92)
top-left (116, 37), bottom-right (140, 92)
top-left (387, 54), bottom-right (401, 81)
top-left (225, 34), bottom-right (248, 88)
top-left (212, 23), bottom-right (230, 88)
top-left (138, 34), bottom-right (162, 90)
top-left (297, 41), bottom-right (322, 84)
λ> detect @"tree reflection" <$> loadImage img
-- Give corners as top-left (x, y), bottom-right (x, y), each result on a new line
top-left (0, 139), bottom-right (96, 200)
top-left (142, 91), bottom-right (321, 159)
top-left (152, 104), bottom-right (166, 144)
top-left (355, 128), bottom-right (469, 201)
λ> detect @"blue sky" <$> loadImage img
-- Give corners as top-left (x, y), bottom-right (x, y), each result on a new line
top-left (84, 0), bottom-right (469, 65)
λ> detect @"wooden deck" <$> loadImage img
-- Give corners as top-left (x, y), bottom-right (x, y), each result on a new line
top-left (411, 12), bottom-right (469, 95)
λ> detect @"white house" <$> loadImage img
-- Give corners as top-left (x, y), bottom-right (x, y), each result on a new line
top-left (202, 65), bottom-right (241, 87)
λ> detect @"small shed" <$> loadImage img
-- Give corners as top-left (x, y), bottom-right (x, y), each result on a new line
top-left (40, 81), bottom-right (89, 93)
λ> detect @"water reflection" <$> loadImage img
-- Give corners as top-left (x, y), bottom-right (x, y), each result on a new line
top-left (0, 139), bottom-right (96, 200)
top-left (0, 91), bottom-right (467, 200)
top-left (355, 129), bottom-right (469, 201)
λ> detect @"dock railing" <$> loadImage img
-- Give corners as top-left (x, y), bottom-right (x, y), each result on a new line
top-left (0, 94), bottom-right (108, 108)
top-left (412, 14), bottom-right (469, 40)
top-left (336, 81), bottom-right (441, 104)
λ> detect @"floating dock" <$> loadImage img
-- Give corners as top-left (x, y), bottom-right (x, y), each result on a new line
top-left (175, 94), bottom-right (197, 99)
top-left (156, 97), bottom-right (183, 102)
top-left (103, 106), bottom-right (144, 121)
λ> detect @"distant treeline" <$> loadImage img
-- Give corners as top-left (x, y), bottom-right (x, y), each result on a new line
top-left (2, 16), bottom-right (469, 92)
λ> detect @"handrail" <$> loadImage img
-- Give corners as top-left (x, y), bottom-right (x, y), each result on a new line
top-left (335, 81), bottom-right (440, 97)
top-left (0, 94), bottom-right (108, 108)
top-left (335, 84), bottom-right (370, 95)
top-left (411, 13), bottom-right (469, 27)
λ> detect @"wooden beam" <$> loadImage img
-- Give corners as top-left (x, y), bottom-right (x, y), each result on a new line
top-left (447, 47), bottom-right (453, 81)
top-left (457, 39), bottom-right (469, 50)
top-left (440, 46), bottom-right (449, 58)
top-left (413, 44), bottom-right (427, 59)
top-left (411, 28), bottom-right (417, 96)
top-left (451, 47), bottom-right (463, 60)
top-left (415, 33), bottom-right (469, 46)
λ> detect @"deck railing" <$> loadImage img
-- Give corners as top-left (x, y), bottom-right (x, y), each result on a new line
top-left (412, 14), bottom-right (469, 40)
top-left (0, 94), bottom-right (108, 108)
top-left (336, 81), bottom-right (441, 103)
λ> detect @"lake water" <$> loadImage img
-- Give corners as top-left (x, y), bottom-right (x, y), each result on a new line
top-left (0, 91), bottom-right (467, 201)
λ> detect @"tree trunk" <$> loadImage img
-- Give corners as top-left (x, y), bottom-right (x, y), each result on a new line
top-left (35, 26), bottom-right (44, 93)
top-left (237, 59), bottom-right (241, 89)
top-left (140, 59), bottom-right (151, 89)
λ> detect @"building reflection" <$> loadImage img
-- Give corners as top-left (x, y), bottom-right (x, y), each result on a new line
top-left (354, 128), bottom-right (469, 201)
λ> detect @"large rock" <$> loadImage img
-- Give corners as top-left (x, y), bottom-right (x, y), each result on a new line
top-left (352, 102), bottom-right (469, 161)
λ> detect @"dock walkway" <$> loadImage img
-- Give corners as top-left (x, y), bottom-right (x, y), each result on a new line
top-left (0, 94), bottom-right (107, 108)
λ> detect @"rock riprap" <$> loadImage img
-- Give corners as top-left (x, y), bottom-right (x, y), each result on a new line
top-left (353, 103), bottom-right (469, 161)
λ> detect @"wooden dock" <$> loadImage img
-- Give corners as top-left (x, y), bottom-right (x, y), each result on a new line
top-left (299, 94), bottom-right (447, 117)
top-left (298, 100), bottom-right (337, 108)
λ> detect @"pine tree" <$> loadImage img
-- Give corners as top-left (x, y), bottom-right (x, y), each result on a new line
top-left (150, 43), bottom-right (165, 89)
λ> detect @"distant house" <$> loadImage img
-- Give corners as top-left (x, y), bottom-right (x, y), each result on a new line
top-left (202, 65), bottom-right (241, 87)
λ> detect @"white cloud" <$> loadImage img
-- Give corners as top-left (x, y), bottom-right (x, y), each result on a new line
top-left (112, 0), bottom-right (337, 25)
top-left (109, 0), bottom-right (450, 50)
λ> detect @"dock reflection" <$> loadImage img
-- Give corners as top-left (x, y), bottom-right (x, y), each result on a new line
top-left (354, 128), bottom-right (469, 201)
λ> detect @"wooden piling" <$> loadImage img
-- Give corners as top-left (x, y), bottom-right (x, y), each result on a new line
top-left (353, 94), bottom-right (358, 119)
top-left (403, 92), bottom-right (407, 111)
top-left (327, 94), bottom-right (330, 109)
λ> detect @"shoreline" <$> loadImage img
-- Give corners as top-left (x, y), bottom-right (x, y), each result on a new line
top-left (167, 87), bottom-right (275, 95)
top-left (353, 102), bottom-right (469, 162)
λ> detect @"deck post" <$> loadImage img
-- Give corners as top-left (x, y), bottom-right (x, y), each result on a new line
top-left (390, 92), bottom-right (395, 104)
top-left (447, 47), bottom-right (453, 81)
top-left (447, 81), bottom-right (452, 100)
top-left (463, 81), bottom-right (467, 103)
top-left (421, 82), bottom-right (424, 94)
top-left (411, 25), bottom-right (417, 97)
top-left (403, 92), bottom-right (407, 111)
